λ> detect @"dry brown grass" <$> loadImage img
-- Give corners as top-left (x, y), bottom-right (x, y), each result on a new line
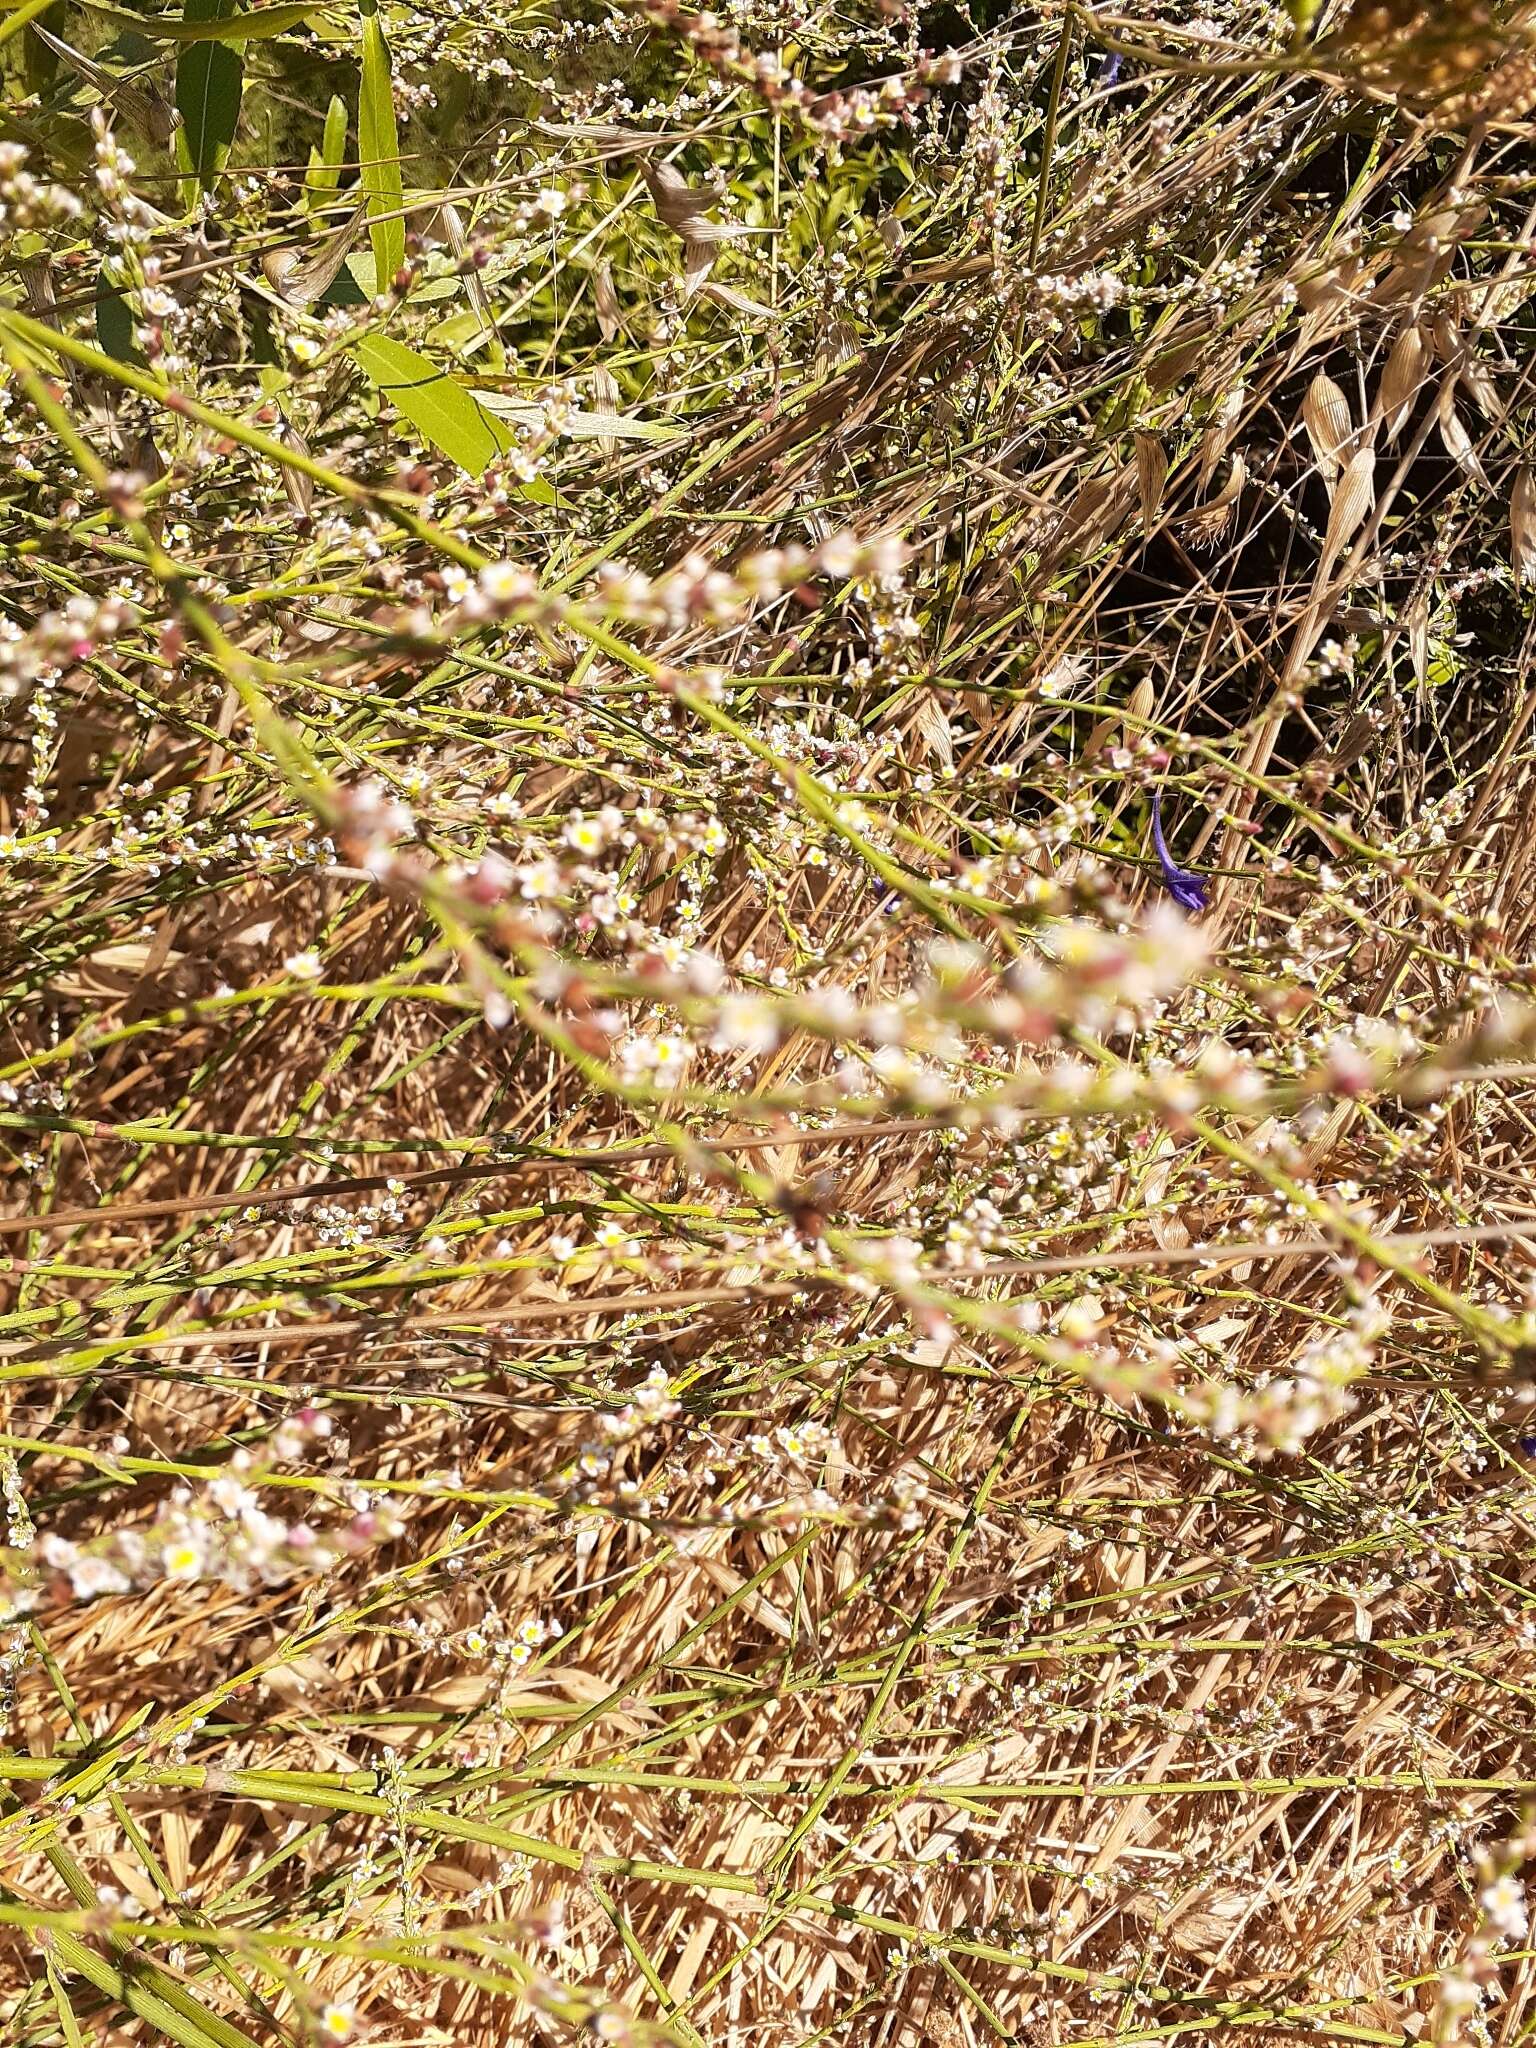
top-left (4, 0), bottom-right (1536, 2042)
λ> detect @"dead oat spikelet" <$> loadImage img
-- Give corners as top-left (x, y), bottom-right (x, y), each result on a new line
top-left (641, 159), bottom-right (752, 300)
top-left (1134, 433), bottom-right (1169, 533)
top-left (1438, 378), bottom-right (1490, 486)
top-left (262, 203), bottom-right (368, 305)
top-left (1303, 370), bottom-right (1356, 491)
top-left (1322, 446), bottom-right (1377, 565)
top-left (641, 158), bottom-right (727, 230)
top-left (440, 202), bottom-right (495, 342)
top-left (1511, 468), bottom-right (1536, 580)
top-left (1322, 0), bottom-right (1536, 121)
top-left (1380, 324), bottom-right (1429, 442)
top-left (593, 259), bottom-right (621, 341)
top-left (1184, 455), bottom-right (1245, 549)
top-left (1127, 675), bottom-right (1156, 734)
top-left (1197, 413), bottom-right (1240, 493)
top-left (587, 366), bottom-right (623, 457)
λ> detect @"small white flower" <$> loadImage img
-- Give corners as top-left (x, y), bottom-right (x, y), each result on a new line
top-left (565, 815), bottom-right (605, 855)
top-left (69, 1554), bottom-right (131, 1600)
top-left (478, 560), bottom-right (530, 605)
top-left (1059, 1296), bottom-right (1105, 1343)
top-left (1482, 1873), bottom-right (1528, 1940)
top-left (162, 1539), bottom-right (204, 1582)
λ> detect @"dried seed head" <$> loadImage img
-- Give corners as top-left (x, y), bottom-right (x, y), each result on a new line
top-left (1379, 324), bottom-right (1428, 443)
top-left (593, 259), bottom-right (621, 341)
top-left (1322, 447), bottom-right (1376, 563)
top-left (1302, 371), bottom-right (1355, 491)
top-left (1511, 468), bottom-right (1536, 582)
top-left (1134, 433), bottom-right (1168, 533)
top-left (1326, 0), bottom-right (1536, 121)
top-left (1437, 379), bottom-right (1489, 486)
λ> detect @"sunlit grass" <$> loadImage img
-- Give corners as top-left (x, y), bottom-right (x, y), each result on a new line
top-left (1, 0), bottom-right (1536, 2040)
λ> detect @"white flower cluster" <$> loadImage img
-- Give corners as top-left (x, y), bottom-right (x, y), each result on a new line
top-left (0, 140), bottom-right (82, 233)
top-left (570, 1367), bottom-right (682, 1486)
top-left (459, 1611), bottom-right (562, 1670)
top-left (0, 595), bottom-right (129, 701)
top-left (617, 1031), bottom-right (693, 1090)
top-left (24, 1461), bottom-right (400, 1606)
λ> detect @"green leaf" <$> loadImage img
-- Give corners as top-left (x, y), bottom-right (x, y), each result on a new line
top-left (305, 89), bottom-right (347, 198)
top-left (95, 281), bottom-right (143, 365)
top-left (352, 332), bottom-right (509, 474)
top-left (44, 1927), bottom-right (263, 2048)
top-left (345, 249), bottom-right (458, 301)
top-left (358, 0), bottom-right (404, 293)
top-left (45, 1960), bottom-right (86, 2048)
top-left (428, 305), bottom-right (496, 351)
top-left (175, 0), bottom-right (242, 188)
top-left (75, 0), bottom-right (326, 39)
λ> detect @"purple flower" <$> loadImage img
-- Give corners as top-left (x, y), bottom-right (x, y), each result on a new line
top-left (1151, 791), bottom-right (1208, 913)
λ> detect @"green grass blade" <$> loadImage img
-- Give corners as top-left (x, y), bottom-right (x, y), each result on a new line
top-left (358, 0), bottom-right (404, 293)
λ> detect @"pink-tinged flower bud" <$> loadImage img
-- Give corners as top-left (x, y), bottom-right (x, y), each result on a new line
top-left (1323, 1039), bottom-right (1375, 1097)
top-left (462, 851), bottom-right (514, 905)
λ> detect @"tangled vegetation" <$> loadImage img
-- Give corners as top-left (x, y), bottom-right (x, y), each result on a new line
top-left (5, 0), bottom-right (1536, 2039)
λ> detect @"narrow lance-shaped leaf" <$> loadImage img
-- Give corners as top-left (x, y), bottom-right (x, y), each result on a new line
top-left (96, 277), bottom-right (143, 365)
top-left (175, 0), bottom-right (242, 189)
top-left (305, 91), bottom-right (348, 200)
top-left (358, 0), bottom-right (405, 293)
top-left (352, 332), bottom-right (508, 475)
top-left (74, 0), bottom-right (326, 41)
top-left (45, 1959), bottom-right (86, 2048)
